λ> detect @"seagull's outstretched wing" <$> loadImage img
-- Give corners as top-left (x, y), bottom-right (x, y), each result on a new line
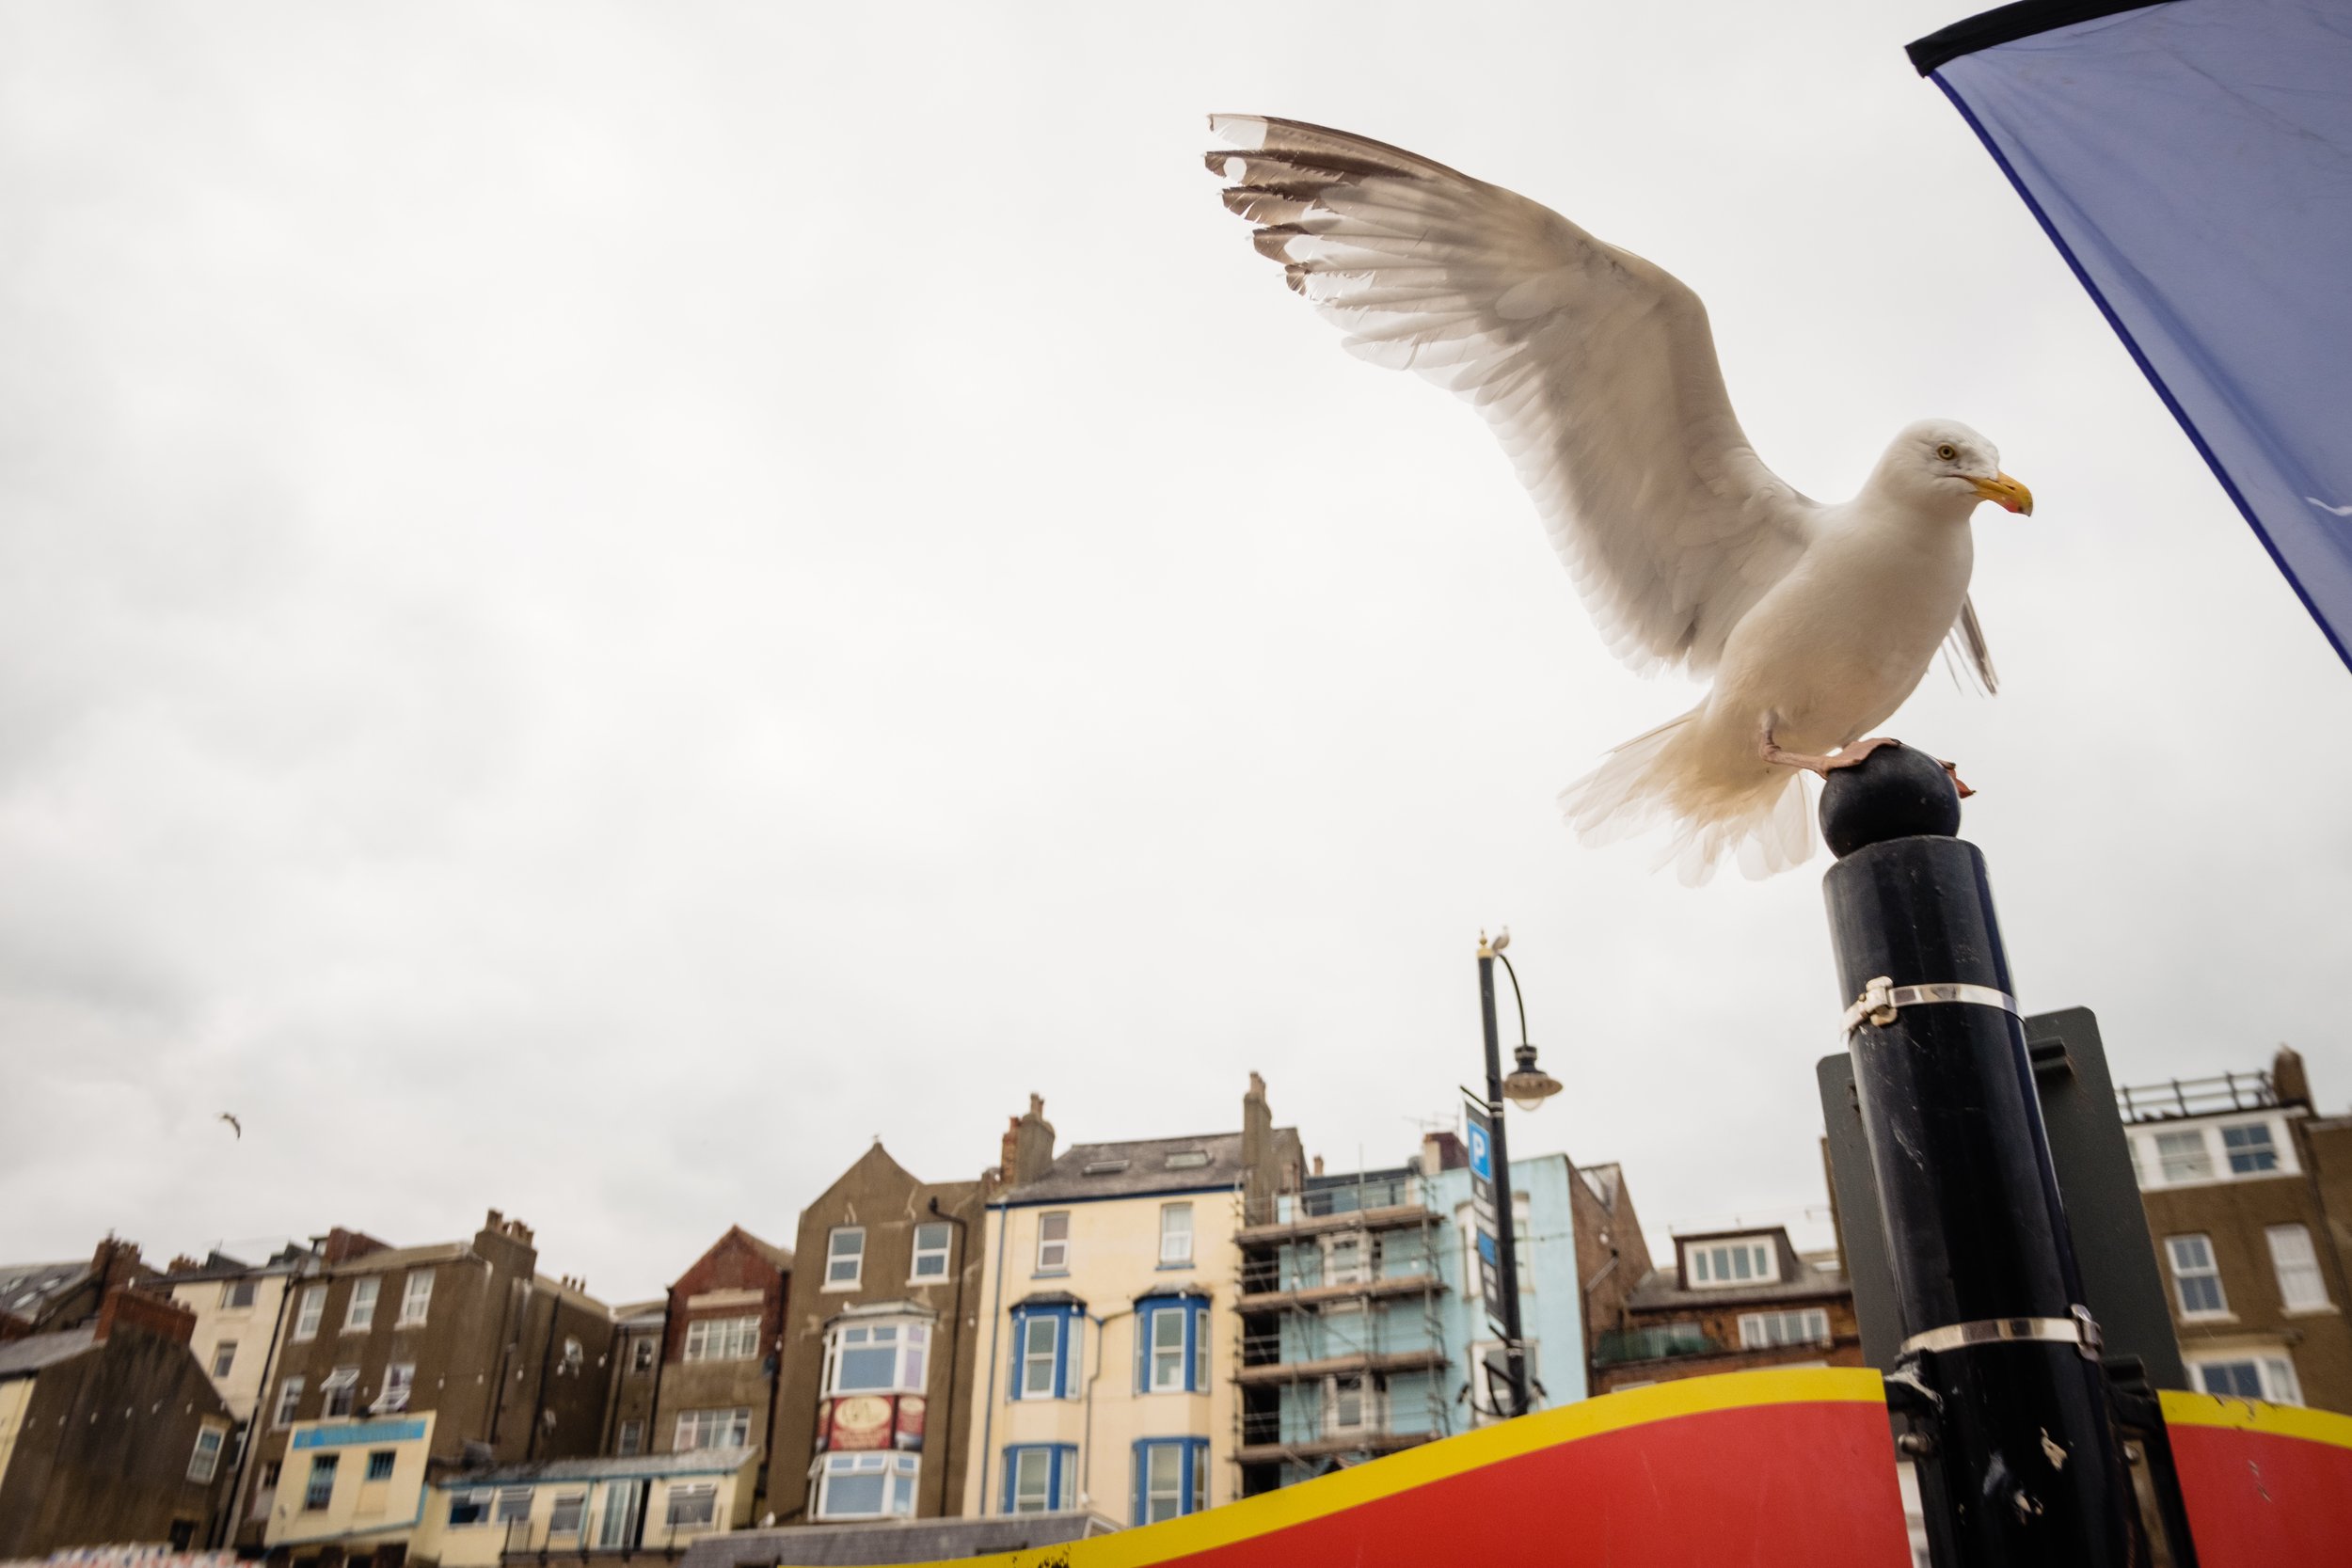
top-left (1210, 115), bottom-right (1816, 677)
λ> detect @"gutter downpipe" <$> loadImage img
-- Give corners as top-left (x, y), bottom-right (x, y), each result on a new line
top-left (926, 1195), bottom-right (972, 1521)
top-left (218, 1261), bottom-right (303, 1548)
top-left (973, 1203), bottom-right (1009, 1514)
top-left (1079, 1307), bottom-right (1133, 1515)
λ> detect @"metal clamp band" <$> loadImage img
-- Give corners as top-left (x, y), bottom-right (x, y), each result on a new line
top-left (1842, 975), bottom-right (2021, 1036)
top-left (1901, 1307), bottom-right (2103, 1361)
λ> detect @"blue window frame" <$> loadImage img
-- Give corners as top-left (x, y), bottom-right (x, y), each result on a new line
top-left (1132, 1437), bottom-right (1210, 1525)
top-left (1001, 1443), bottom-right (1076, 1513)
top-left (1007, 1300), bottom-right (1082, 1400)
top-left (1134, 1293), bottom-right (1209, 1394)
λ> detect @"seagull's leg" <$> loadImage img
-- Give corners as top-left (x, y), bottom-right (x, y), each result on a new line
top-left (1759, 728), bottom-right (1905, 777)
top-left (1937, 758), bottom-right (1977, 800)
top-left (1757, 724), bottom-right (1840, 778)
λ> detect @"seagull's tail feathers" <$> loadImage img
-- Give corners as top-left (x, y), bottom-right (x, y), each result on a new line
top-left (1559, 709), bottom-right (1814, 885)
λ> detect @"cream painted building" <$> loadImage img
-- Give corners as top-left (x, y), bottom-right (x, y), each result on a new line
top-left (961, 1080), bottom-right (1301, 1528)
top-left (262, 1413), bottom-right (439, 1555)
top-left (411, 1449), bottom-right (758, 1563)
top-left (162, 1243), bottom-right (323, 1424)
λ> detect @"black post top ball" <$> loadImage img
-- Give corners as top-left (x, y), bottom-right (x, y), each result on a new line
top-left (1819, 742), bottom-right (1963, 857)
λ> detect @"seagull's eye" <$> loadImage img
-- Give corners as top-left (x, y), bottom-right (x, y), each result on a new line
top-left (1935, 443), bottom-right (1959, 461)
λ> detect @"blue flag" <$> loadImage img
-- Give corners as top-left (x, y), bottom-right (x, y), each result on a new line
top-left (1913, 1), bottom-right (2352, 671)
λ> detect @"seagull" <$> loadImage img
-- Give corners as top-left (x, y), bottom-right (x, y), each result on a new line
top-left (1206, 116), bottom-right (2031, 881)
top-left (218, 1113), bottom-right (241, 1139)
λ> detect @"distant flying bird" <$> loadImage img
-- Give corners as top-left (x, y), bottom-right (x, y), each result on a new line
top-left (218, 1113), bottom-right (241, 1139)
top-left (1206, 117), bottom-right (2031, 881)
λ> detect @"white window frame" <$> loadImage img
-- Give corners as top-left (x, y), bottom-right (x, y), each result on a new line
top-left (631, 1337), bottom-right (656, 1373)
top-left (548, 1491), bottom-right (588, 1536)
top-left (684, 1315), bottom-right (762, 1363)
top-left (274, 1376), bottom-right (304, 1427)
top-left (1142, 1441), bottom-right (1187, 1523)
top-left (1019, 1313), bottom-right (1063, 1398)
top-left (343, 1276), bottom-right (379, 1333)
top-left (1327, 1372), bottom-right (1371, 1432)
top-left (2188, 1353), bottom-right (2303, 1406)
top-left (304, 1454), bottom-right (339, 1512)
top-left (321, 1365), bottom-right (360, 1419)
top-left (1687, 1237), bottom-right (1778, 1289)
top-left (615, 1419), bottom-right (644, 1456)
top-left (665, 1481), bottom-right (719, 1528)
top-left (813, 1451), bottom-right (920, 1521)
top-left (1738, 1307), bottom-right (1832, 1349)
top-left (673, 1406), bottom-right (752, 1451)
top-left (910, 1222), bottom-right (953, 1281)
top-left (1327, 1234), bottom-right (1368, 1286)
top-left (398, 1271), bottom-right (433, 1326)
top-left (374, 1362), bottom-right (414, 1414)
top-left (223, 1279), bottom-right (257, 1310)
top-left (187, 1421), bottom-right (227, 1483)
top-left (2167, 1234), bottom-right (2231, 1319)
top-left (1159, 1204), bottom-right (1194, 1266)
top-left (494, 1485), bottom-right (533, 1524)
top-left (825, 1227), bottom-right (866, 1291)
top-left (2132, 1115), bottom-right (2300, 1191)
top-left (1148, 1303), bottom-right (1188, 1392)
top-left (824, 1317), bottom-right (930, 1396)
top-left (294, 1285), bottom-right (326, 1341)
top-left (364, 1449), bottom-right (396, 1482)
top-left (2265, 1225), bottom-right (2330, 1311)
top-left (1008, 1447), bottom-right (1061, 1513)
top-left (211, 1340), bottom-right (238, 1378)
top-left (1036, 1212), bottom-right (1071, 1274)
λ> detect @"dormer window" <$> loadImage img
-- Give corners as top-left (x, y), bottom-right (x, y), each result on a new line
top-left (1083, 1160), bottom-right (1131, 1176)
top-left (1686, 1237), bottom-right (1777, 1288)
top-left (1165, 1150), bottom-right (1209, 1170)
top-left (2127, 1115), bottom-right (2297, 1190)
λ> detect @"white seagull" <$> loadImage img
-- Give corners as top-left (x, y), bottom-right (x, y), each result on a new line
top-left (1207, 116), bottom-right (2031, 881)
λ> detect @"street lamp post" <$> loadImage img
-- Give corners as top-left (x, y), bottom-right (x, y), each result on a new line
top-left (1474, 928), bottom-right (1562, 1420)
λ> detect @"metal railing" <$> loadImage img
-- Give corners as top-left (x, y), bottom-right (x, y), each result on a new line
top-left (2115, 1070), bottom-right (2276, 1123)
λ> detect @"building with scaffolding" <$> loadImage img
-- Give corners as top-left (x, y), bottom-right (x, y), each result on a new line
top-left (1232, 1135), bottom-right (1585, 1497)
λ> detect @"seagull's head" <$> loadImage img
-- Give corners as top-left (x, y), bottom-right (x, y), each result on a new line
top-left (1878, 420), bottom-right (2033, 519)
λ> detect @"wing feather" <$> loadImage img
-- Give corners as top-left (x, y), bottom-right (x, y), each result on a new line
top-left (1210, 114), bottom-right (1816, 676)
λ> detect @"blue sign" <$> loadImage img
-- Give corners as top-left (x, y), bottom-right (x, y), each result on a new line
top-left (1915, 0), bottom-right (2352, 672)
top-left (292, 1418), bottom-right (428, 1449)
top-left (1466, 1120), bottom-right (1492, 1183)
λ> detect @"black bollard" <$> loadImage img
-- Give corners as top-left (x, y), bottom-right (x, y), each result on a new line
top-left (1820, 746), bottom-right (2144, 1568)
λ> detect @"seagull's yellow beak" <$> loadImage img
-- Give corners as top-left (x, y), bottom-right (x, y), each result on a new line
top-left (1971, 472), bottom-right (2034, 515)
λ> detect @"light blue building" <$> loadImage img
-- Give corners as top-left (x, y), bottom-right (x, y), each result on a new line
top-left (1231, 1134), bottom-right (1585, 1497)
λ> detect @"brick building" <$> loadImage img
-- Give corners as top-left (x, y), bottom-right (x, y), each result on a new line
top-left (1590, 1224), bottom-right (1863, 1393)
top-left (0, 1287), bottom-right (236, 1556)
top-left (2122, 1046), bottom-right (2352, 1410)
top-left (242, 1211), bottom-right (617, 1563)
top-left (644, 1227), bottom-right (793, 1481)
top-left (764, 1141), bottom-right (992, 1527)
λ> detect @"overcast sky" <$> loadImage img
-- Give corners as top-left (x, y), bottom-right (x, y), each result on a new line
top-left (4, 1), bottom-right (2346, 1306)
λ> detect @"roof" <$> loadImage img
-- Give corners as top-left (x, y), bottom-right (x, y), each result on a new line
top-left (1000, 1131), bottom-right (1269, 1205)
top-left (1623, 1254), bottom-right (1852, 1312)
top-left (678, 1513), bottom-right (1120, 1568)
top-left (159, 1243), bottom-right (320, 1284)
top-left (0, 1261), bottom-right (88, 1319)
top-left (332, 1241), bottom-right (473, 1276)
top-left (731, 1226), bottom-right (794, 1273)
top-left (614, 1299), bottom-right (667, 1327)
top-left (0, 1326), bottom-right (98, 1380)
top-left (446, 1448), bottom-right (757, 1486)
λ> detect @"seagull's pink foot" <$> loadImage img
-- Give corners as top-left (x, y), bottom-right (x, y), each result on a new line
top-left (1758, 729), bottom-right (1901, 779)
top-left (1939, 759), bottom-right (1977, 800)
